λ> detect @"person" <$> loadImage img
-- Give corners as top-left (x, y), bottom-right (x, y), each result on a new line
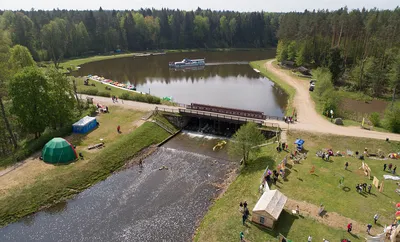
top-left (243, 201), bottom-right (248, 209)
top-left (296, 205), bottom-right (300, 215)
top-left (308, 235), bottom-right (312, 242)
top-left (239, 202), bottom-right (244, 213)
top-left (282, 142), bottom-right (286, 151)
top-left (139, 159), bottom-right (143, 168)
top-left (393, 165), bottom-right (397, 174)
top-left (389, 163), bottom-right (393, 171)
top-left (105, 106), bottom-right (109, 113)
top-left (384, 164), bottom-right (387, 171)
top-left (240, 232), bottom-right (244, 241)
top-left (242, 213), bottom-right (247, 225)
top-left (366, 224), bottom-right (372, 234)
top-left (363, 183), bottom-right (367, 192)
top-left (345, 162), bottom-right (349, 170)
top-left (117, 125), bottom-right (121, 133)
top-left (347, 223), bottom-right (352, 233)
top-left (79, 152), bottom-right (84, 160)
top-left (285, 143), bottom-right (288, 150)
top-left (112, 96), bottom-right (115, 103)
top-left (368, 184), bottom-right (372, 194)
top-left (374, 214), bottom-right (379, 224)
top-left (115, 96), bottom-right (118, 102)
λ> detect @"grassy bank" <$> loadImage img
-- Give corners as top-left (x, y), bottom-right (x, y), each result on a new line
top-left (250, 60), bottom-right (296, 116)
top-left (0, 121), bottom-right (170, 226)
top-left (60, 48), bottom-right (272, 71)
top-left (76, 77), bottom-right (163, 104)
top-left (195, 130), bottom-right (400, 241)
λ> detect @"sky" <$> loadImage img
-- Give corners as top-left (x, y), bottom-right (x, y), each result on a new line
top-left (1, 0), bottom-right (399, 12)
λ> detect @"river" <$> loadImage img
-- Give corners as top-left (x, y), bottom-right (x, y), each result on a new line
top-left (0, 132), bottom-right (237, 242)
top-left (76, 49), bottom-right (287, 117)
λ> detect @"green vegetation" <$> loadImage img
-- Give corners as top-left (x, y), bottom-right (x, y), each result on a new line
top-left (196, 131), bottom-right (400, 241)
top-left (76, 78), bottom-right (161, 104)
top-left (250, 60), bottom-right (296, 116)
top-left (228, 122), bottom-right (265, 166)
top-left (0, 121), bottom-right (170, 226)
top-left (60, 53), bottom-right (137, 70)
top-left (0, 9), bottom-right (280, 66)
top-left (383, 103), bottom-right (400, 133)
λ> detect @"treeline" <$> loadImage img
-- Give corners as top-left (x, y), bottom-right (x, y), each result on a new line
top-left (0, 8), bottom-right (280, 66)
top-left (0, 34), bottom-right (91, 162)
top-left (276, 7), bottom-right (400, 97)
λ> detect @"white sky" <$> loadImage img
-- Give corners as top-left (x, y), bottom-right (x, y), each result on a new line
top-left (1, 0), bottom-right (398, 12)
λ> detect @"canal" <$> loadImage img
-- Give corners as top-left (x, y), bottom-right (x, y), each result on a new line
top-left (76, 50), bottom-right (287, 117)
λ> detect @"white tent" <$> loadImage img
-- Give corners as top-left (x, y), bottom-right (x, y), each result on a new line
top-left (252, 189), bottom-right (287, 228)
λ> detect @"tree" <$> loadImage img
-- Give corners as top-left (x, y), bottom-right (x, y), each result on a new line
top-left (228, 122), bottom-right (265, 166)
top-left (327, 47), bottom-right (344, 85)
top-left (9, 67), bottom-right (51, 138)
top-left (219, 16), bottom-right (229, 45)
top-left (46, 68), bottom-right (76, 129)
top-left (9, 45), bottom-right (35, 71)
top-left (0, 29), bottom-right (17, 148)
top-left (389, 52), bottom-right (400, 108)
top-left (41, 18), bottom-right (68, 67)
top-left (276, 40), bottom-right (288, 62)
top-left (383, 103), bottom-right (400, 133)
top-left (193, 15), bottom-right (210, 47)
top-left (228, 18), bottom-right (237, 46)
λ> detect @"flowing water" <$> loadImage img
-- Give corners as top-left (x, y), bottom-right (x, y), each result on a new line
top-left (76, 50), bottom-right (287, 116)
top-left (0, 133), bottom-right (237, 242)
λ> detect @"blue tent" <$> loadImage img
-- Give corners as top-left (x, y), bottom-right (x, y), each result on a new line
top-left (294, 139), bottom-right (305, 151)
top-left (73, 116), bottom-right (97, 134)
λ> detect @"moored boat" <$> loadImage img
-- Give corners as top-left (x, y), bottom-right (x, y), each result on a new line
top-left (169, 58), bottom-right (205, 68)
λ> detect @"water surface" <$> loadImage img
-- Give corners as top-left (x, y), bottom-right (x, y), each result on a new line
top-left (76, 50), bottom-right (287, 116)
top-left (0, 133), bottom-right (236, 242)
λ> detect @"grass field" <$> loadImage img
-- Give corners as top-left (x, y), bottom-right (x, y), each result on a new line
top-left (60, 53), bottom-right (138, 70)
top-left (250, 60), bottom-right (296, 116)
top-left (195, 130), bottom-right (400, 241)
top-left (0, 109), bottom-right (170, 226)
top-left (76, 77), bottom-right (130, 97)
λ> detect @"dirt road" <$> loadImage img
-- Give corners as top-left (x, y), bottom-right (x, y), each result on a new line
top-left (265, 60), bottom-right (400, 141)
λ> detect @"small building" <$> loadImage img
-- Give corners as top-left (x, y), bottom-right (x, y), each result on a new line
top-left (281, 60), bottom-right (295, 67)
top-left (252, 189), bottom-right (287, 228)
top-left (72, 116), bottom-right (97, 134)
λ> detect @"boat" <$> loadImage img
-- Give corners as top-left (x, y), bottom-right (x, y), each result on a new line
top-left (213, 140), bottom-right (227, 151)
top-left (253, 68), bottom-right (260, 73)
top-left (169, 58), bottom-right (205, 68)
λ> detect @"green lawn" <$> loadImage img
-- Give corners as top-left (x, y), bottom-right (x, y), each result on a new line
top-left (0, 121), bottom-right (170, 226)
top-left (60, 53), bottom-right (138, 70)
top-left (76, 77), bottom-right (130, 97)
top-left (250, 60), bottom-right (296, 116)
top-left (195, 131), bottom-right (400, 241)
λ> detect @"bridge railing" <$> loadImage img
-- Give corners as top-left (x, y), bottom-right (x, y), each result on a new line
top-left (156, 107), bottom-right (281, 129)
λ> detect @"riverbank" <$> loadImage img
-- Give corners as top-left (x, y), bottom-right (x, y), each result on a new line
top-left (250, 60), bottom-right (295, 116)
top-left (0, 115), bottom-right (170, 226)
top-left (195, 130), bottom-right (400, 241)
top-left (60, 48), bottom-right (274, 71)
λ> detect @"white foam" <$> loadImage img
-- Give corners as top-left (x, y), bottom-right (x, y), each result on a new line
top-left (181, 131), bottom-right (228, 140)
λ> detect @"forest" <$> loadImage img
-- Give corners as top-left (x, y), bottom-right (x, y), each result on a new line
top-left (276, 7), bottom-right (400, 132)
top-left (276, 7), bottom-right (400, 97)
top-left (0, 8), bottom-right (280, 66)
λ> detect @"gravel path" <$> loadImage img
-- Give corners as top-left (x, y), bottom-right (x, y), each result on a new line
top-left (265, 60), bottom-right (400, 141)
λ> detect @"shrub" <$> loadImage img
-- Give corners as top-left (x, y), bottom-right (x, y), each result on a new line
top-left (79, 88), bottom-right (98, 96)
top-left (383, 104), bottom-right (400, 133)
top-left (118, 92), bottom-right (161, 104)
top-left (369, 112), bottom-right (381, 127)
top-left (97, 91), bottom-right (111, 97)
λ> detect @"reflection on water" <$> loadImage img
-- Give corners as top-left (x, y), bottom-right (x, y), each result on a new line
top-left (76, 50), bottom-right (287, 116)
top-left (0, 134), bottom-right (237, 242)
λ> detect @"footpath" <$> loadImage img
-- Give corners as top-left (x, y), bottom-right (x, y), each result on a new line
top-left (265, 60), bottom-right (400, 141)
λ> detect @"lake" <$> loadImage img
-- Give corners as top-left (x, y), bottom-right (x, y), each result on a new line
top-left (76, 50), bottom-right (287, 117)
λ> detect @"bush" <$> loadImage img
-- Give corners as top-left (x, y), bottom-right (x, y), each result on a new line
top-left (321, 87), bottom-right (340, 116)
top-left (383, 104), bottom-right (400, 133)
top-left (118, 92), bottom-right (161, 104)
top-left (369, 112), bottom-right (381, 127)
top-left (97, 91), bottom-right (111, 97)
top-left (78, 88), bottom-right (98, 96)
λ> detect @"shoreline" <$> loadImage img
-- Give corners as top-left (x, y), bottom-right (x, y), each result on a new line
top-left (59, 48), bottom-right (275, 71)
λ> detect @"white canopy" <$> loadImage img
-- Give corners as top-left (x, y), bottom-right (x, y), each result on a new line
top-left (73, 116), bottom-right (96, 127)
top-left (253, 189), bottom-right (287, 220)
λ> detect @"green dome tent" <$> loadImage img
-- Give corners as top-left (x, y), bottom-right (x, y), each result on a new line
top-left (42, 138), bottom-right (77, 164)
